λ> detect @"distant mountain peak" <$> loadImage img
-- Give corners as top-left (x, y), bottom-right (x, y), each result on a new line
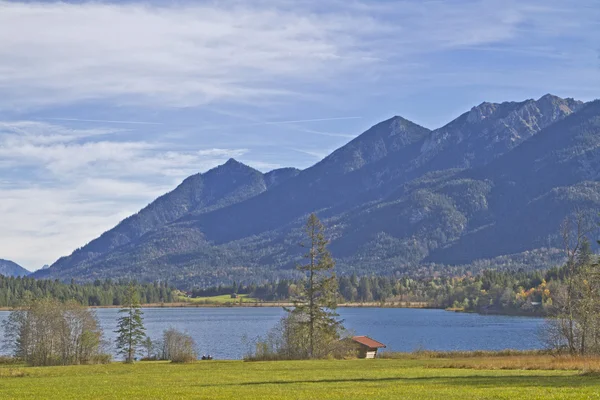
top-left (217, 158), bottom-right (252, 171)
top-left (0, 259), bottom-right (29, 277)
top-left (224, 158), bottom-right (242, 166)
top-left (538, 93), bottom-right (573, 103)
top-left (318, 115), bottom-right (431, 174)
top-left (210, 158), bottom-right (260, 176)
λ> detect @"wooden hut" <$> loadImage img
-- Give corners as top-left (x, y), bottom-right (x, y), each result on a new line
top-left (351, 336), bottom-right (386, 359)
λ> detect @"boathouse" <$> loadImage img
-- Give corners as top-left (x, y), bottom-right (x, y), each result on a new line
top-left (351, 336), bottom-right (386, 359)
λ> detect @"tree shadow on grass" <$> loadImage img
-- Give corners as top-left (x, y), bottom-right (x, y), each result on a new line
top-left (194, 374), bottom-right (598, 389)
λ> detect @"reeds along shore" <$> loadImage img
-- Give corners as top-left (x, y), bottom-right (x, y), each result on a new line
top-left (380, 350), bottom-right (600, 373)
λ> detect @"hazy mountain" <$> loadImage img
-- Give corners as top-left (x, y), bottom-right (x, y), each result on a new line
top-left (36, 95), bottom-right (600, 286)
top-left (0, 259), bottom-right (30, 277)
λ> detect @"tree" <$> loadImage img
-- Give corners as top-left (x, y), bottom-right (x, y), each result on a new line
top-left (2, 298), bottom-right (106, 366)
top-left (115, 284), bottom-right (146, 363)
top-left (141, 336), bottom-right (154, 360)
top-left (544, 213), bottom-right (600, 355)
top-left (287, 213), bottom-right (342, 358)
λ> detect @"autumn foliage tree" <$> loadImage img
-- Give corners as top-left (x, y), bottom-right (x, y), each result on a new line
top-left (544, 213), bottom-right (600, 355)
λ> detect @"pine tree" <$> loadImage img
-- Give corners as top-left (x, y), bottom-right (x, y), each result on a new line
top-left (115, 284), bottom-right (146, 363)
top-left (289, 213), bottom-right (341, 358)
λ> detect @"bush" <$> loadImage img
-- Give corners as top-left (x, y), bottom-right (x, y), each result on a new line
top-left (244, 313), bottom-right (356, 361)
top-left (160, 329), bottom-right (197, 363)
top-left (0, 356), bottom-right (20, 365)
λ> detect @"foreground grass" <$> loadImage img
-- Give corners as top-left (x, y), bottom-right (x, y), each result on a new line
top-left (1, 358), bottom-right (600, 400)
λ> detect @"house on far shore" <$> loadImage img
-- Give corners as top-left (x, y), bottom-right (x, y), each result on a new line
top-left (351, 336), bottom-right (386, 359)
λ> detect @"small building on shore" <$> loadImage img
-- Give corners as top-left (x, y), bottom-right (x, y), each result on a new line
top-left (351, 336), bottom-right (386, 359)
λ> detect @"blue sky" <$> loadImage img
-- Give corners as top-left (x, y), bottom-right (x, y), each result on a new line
top-left (0, 0), bottom-right (599, 270)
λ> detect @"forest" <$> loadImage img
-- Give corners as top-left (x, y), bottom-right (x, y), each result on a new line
top-left (189, 268), bottom-right (560, 316)
top-left (0, 276), bottom-right (174, 307)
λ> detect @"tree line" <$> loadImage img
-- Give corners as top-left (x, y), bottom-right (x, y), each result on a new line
top-left (0, 276), bottom-right (174, 307)
top-left (189, 269), bottom-right (565, 316)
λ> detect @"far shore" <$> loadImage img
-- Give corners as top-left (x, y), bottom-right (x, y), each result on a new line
top-left (0, 301), bottom-right (431, 311)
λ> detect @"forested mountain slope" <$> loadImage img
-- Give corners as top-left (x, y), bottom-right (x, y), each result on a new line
top-left (36, 95), bottom-right (599, 286)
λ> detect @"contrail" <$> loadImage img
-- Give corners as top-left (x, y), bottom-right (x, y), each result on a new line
top-left (42, 117), bottom-right (163, 125)
top-left (196, 116), bottom-right (363, 131)
top-left (41, 116), bottom-right (360, 127)
top-left (262, 116), bottom-right (362, 125)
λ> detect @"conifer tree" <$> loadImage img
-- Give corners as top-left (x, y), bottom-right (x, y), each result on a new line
top-left (289, 213), bottom-right (341, 358)
top-left (115, 284), bottom-right (146, 363)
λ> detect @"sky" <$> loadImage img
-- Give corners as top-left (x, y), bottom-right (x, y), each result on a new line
top-left (0, 0), bottom-right (599, 271)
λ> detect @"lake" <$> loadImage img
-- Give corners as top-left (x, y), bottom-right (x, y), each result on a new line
top-left (0, 307), bottom-right (545, 359)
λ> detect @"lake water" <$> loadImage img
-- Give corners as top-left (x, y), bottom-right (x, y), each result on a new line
top-left (0, 307), bottom-right (545, 360)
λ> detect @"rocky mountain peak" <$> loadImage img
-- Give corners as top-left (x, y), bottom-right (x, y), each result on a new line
top-left (466, 102), bottom-right (499, 124)
top-left (318, 116), bottom-right (431, 174)
top-left (423, 95), bottom-right (584, 156)
top-left (221, 158), bottom-right (247, 169)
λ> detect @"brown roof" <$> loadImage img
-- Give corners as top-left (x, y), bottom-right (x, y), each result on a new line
top-left (352, 336), bottom-right (386, 348)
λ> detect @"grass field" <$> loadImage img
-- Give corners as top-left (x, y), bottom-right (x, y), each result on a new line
top-left (177, 294), bottom-right (259, 304)
top-left (1, 357), bottom-right (600, 399)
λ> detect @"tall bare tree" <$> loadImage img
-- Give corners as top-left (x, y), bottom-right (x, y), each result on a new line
top-left (544, 212), bottom-right (600, 355)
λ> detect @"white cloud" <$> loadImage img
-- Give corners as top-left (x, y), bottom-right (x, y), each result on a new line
top-left (0, 1), bottom-right (379, 108)
top-left (0, 120), bottom-right (259, 268)
top-left (1, 0), bottom-right (592, 109)
top-left (0, 121), bottom-right (251, 178)
top-left (0, 183), bottom-right (165, 269)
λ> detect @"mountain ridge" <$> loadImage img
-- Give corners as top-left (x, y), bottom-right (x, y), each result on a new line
top-left (35, 95), bottom-right (600, 286)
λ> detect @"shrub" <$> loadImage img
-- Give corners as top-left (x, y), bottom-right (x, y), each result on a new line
top-left (244, 313), bottom-right (356, 361)
top-left (160, 329), bottom-right (197, 363)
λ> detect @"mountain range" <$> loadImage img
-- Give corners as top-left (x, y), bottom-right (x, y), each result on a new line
top-left (0, 259), bottom-right (30, 277)
top-left (34, 94), bottom-right (600, 287)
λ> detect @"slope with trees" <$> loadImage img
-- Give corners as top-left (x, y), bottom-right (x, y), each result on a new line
top-left (35, 95), bottom-right (600, 285)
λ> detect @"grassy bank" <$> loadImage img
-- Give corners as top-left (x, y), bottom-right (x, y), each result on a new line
top-left (1, 356), bottom-right (599, 399)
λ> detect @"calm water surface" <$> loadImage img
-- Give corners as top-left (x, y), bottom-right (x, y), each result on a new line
top-left (0, 307), bottom-right (544, 359)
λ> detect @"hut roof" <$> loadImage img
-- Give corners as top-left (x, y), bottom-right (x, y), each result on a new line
top-left (352, 336), bottom-right (386, 348)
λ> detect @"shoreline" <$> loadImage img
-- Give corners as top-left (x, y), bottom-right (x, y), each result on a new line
top-left (0, 302), bottom-right (543, 317)
top-left (0, 301), bottom-right (431, 311)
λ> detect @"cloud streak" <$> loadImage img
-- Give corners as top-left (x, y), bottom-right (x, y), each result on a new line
top-left (3, 0), bottom-right (595, 109)
top-left (41, 117), bottom-right (164, 125)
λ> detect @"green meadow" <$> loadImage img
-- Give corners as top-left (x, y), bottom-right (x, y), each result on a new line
top-left (177, 293), bottom-right (259, 304)
top-left (2, 358), bottom-right (599, 400)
